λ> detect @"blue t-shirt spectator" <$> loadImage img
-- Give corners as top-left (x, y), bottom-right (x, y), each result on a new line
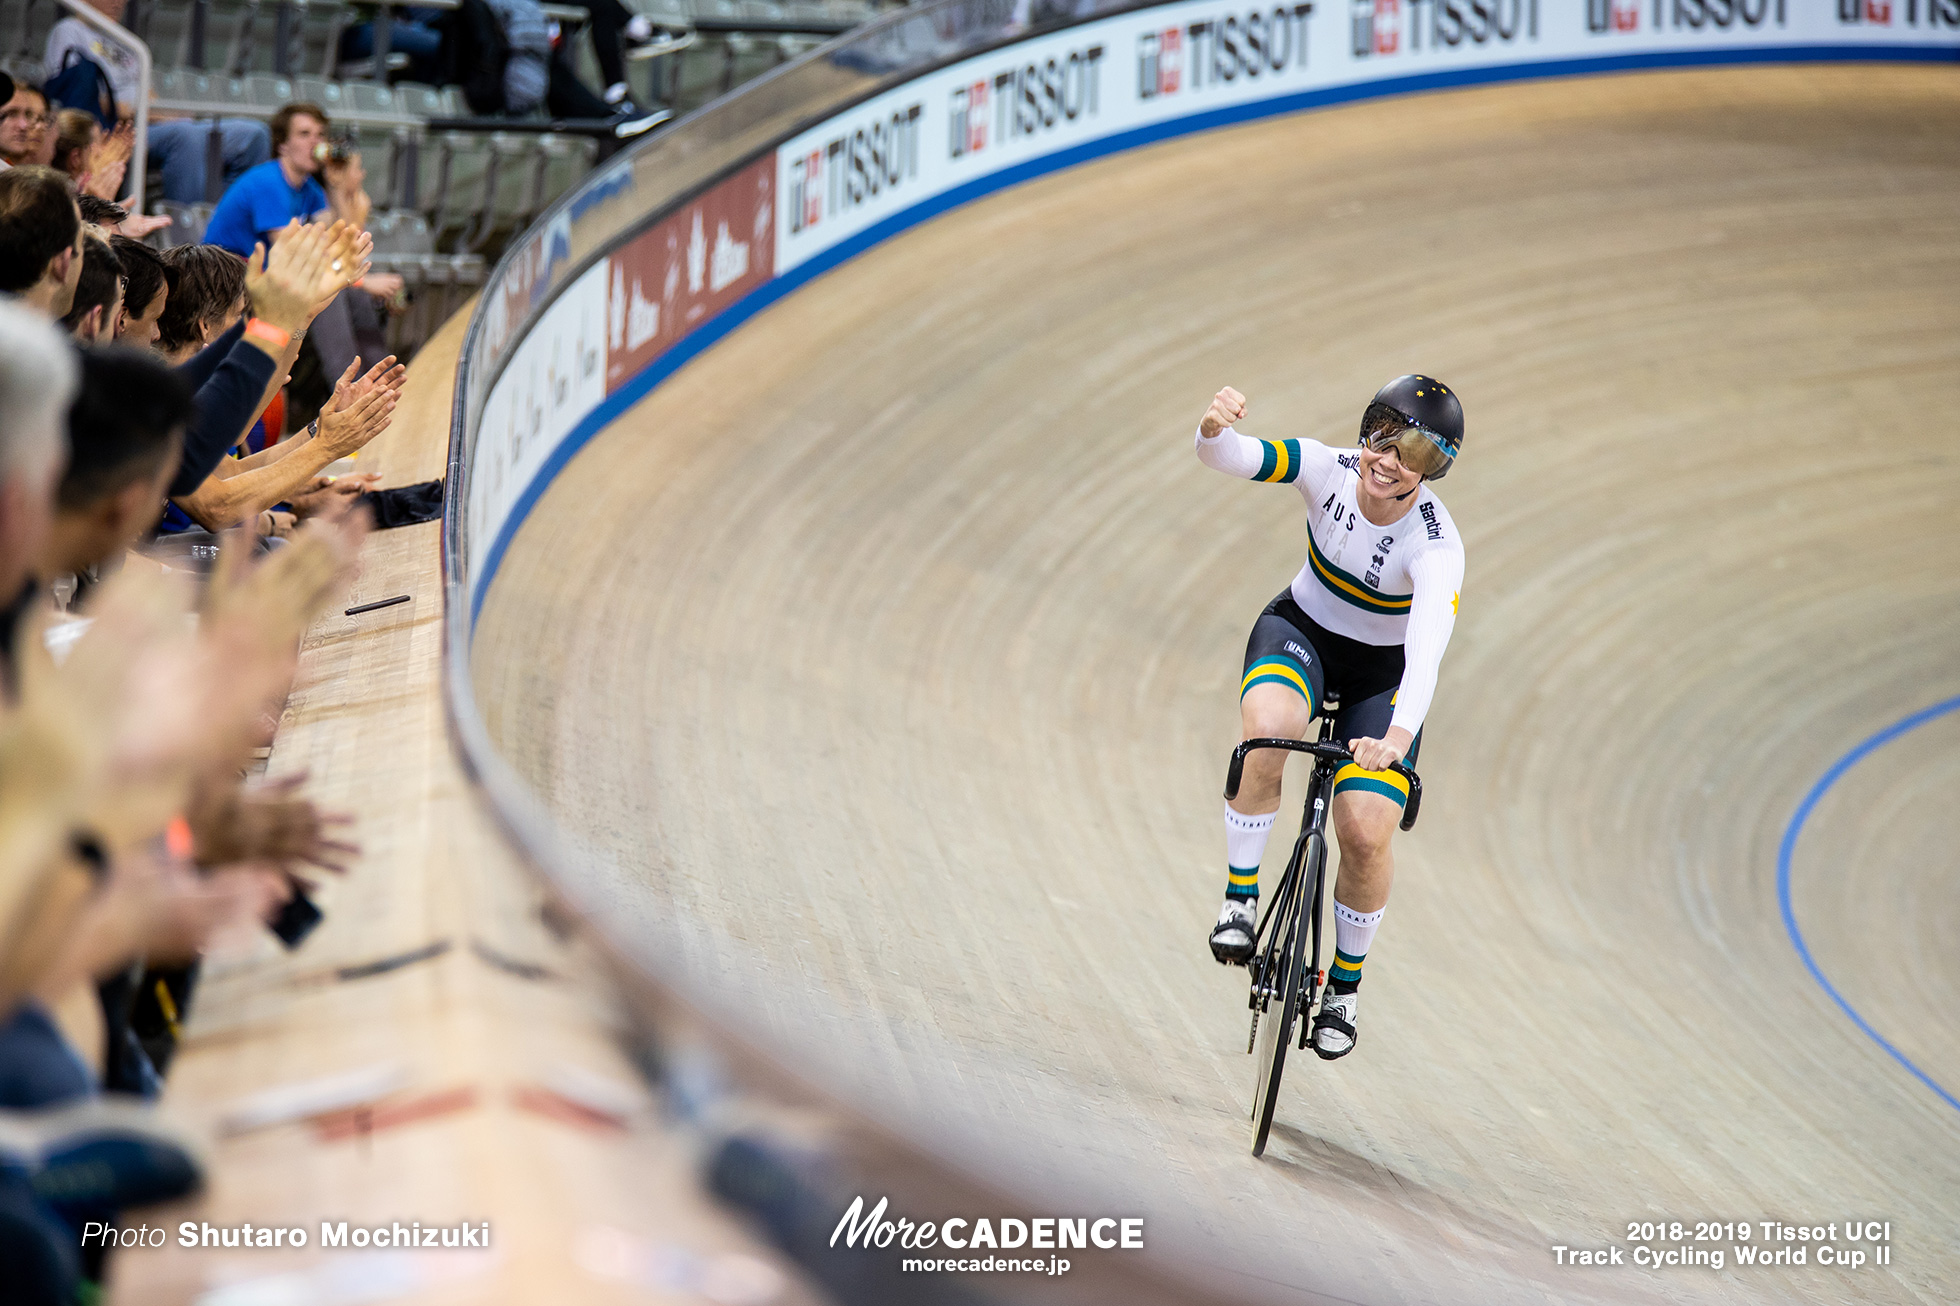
top-left (202, 159), bottom-right (328, 256)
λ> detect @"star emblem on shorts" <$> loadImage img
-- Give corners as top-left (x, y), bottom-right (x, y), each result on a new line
top-left (1451, 591), bottom-right (1459, 615)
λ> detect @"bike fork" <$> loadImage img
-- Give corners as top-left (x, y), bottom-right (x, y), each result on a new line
top-left (1246, 823), bottom-right (1310, 1051)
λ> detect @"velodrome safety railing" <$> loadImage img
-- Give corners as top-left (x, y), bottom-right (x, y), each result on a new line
top-left (443, 0), bottom-right (1957, 1294)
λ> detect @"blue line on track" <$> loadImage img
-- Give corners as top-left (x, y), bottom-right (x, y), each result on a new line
top-left (1776, 695), bottom-right (1960, 1114)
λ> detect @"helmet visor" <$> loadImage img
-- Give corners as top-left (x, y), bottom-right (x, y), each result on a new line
top-left (1359, 402), bottom-right (1455, 479)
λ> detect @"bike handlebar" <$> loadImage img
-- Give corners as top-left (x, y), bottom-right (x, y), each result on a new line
top-left (1223, 737), bottom-right (1423, 831)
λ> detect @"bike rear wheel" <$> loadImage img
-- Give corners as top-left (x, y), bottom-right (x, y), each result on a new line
top-left (1251, 831), bottom-right (1321, 1156)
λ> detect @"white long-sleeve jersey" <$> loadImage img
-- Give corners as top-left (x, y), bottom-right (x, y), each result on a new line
top-left (1196, 426), bottom-right (1465, 736)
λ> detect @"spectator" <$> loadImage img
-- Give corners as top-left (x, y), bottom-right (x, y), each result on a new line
top-left (566, 0), bottom-right (665, 110)
top-left (205, 106), bottom-right (402, 418)
top-left (154, 243), bottom-right (245, 364)
top-left (200, 105), bottom-right (333, 259)
top-left (164, 224), bottom-right (402, 532)
top-left (109, 234), bottom-right (167, 346)
top-left (0, 304), bottom-right (74, 670)
top-left (0, 298), bottom-right (85, 1306)
top-left (339, 6), bottom-right (450, 85)
top-left (40, 347), bottom-right (187, 588)
top-left (483, 0), bottom-right (656, 124)
top-left (77, 192), bottom-right (168, 241)
top-left (0, 166), bottom-right (84, 319)
top-left (57, 231), bottom-right (121, 344)
top-left (204, 106), bottom-right (401, 299)
top-left (0, 83), bottom-right (55, 170)
top-left (42, 350), bottom-right (359, 1092)
top-left (0, 297), bottom-right (373, 1301)
top-left (50, 108), bottom-right (130, 202)
top-left (44, 0), bottom-right (271, 204)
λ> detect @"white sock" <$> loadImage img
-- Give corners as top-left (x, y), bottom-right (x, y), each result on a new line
top-left (1331, 901), bottom-right (1384, 987)
top-left (604, 81), bottom-right (630, 104)
top-left (1224, 804), bottom-right (1276, 900)
top-left (625, 13), bottom-right (654, 41)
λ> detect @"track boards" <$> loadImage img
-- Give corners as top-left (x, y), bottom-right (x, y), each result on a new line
top-left (475, 67), bottom-right (1960, 1305)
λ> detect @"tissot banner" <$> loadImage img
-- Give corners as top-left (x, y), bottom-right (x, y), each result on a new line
top-left (465, 0), bottom-right (1954, 610)
top-left (771, 0), bottom-right (1956, 272)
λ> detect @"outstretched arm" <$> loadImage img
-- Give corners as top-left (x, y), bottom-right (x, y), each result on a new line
top-left (170, 358), bottom-right (401, 529)
top-left (1192, 386), bottom-right (1343, 491)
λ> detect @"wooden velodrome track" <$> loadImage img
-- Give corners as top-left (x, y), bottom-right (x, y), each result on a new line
top-left (471, 65), bottom-right (1960, 1304)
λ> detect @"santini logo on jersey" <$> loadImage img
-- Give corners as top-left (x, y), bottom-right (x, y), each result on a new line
top-left (1418, 501), bottom-right (1443, 540)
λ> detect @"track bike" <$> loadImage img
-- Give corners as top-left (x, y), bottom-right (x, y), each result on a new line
top-left (1223, 698), bottom-right (1422, 1157)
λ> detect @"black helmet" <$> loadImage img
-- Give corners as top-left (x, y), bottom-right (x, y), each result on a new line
top-left (1358, 375), bottom-right (1464, 479)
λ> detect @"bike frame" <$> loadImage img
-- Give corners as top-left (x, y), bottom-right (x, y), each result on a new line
top-left (1226, 717), bottom-right (1421, 1156)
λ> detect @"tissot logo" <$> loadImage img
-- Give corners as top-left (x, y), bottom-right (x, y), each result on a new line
top-left (948, 80), bottom-right (991, 157)
top-left (1835, 0), bottom-right (1959, 24)
top-left (1352, 0), bottom-right (1538, 55)
top-left (951, 43), bottom-right (1105, 160)
top-left (1137, 26), bottom-right (1185, 97)
top-left (787, 102), bottom-right (924, 233)
top-left (1588, 0), bottom-right (1787, 32)
top-left (1584, 0), bottom-right (1643, 28)
top-left (1139, 6), bottom-right (1315, 98)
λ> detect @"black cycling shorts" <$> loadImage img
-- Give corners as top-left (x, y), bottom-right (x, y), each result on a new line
top-left (1240, 588), bottom-right (1421, 805)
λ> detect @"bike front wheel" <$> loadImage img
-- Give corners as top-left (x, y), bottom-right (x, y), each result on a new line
top-left (1251, 832), bottom-right (1320, 1156)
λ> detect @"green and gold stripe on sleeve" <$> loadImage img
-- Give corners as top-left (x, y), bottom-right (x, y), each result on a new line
top-left (1255, 439), bottom-right (1304, 484)
top-left (1306, 532), bottom-right (1413, 616)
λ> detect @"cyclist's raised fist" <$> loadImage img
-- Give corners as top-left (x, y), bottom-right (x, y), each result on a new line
top-left (1200, 387), bottom-right (1248, 440)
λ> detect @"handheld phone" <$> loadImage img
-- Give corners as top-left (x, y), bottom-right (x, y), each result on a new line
top-left (269, 886), bottom-right (325, 949)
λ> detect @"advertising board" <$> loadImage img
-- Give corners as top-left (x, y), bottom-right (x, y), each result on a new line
top-left (462, 0), bottom-right (1956, 614)
top-left (772, 0), bottom-right (1958, 273)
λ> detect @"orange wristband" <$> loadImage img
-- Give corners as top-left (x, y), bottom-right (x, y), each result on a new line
top-left (244, 317), bottom-right (292, 349)
top-left (164, 814), bottom-right (194, 861)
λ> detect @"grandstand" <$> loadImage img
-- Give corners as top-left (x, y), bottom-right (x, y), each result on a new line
top-left (1, 0), bottom-right (888, 356)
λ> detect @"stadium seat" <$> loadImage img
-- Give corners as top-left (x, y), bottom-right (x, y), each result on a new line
top-left (394, 82), bottom-right (444, 120)
top-left (154, 200), bottom-right (214, 246)
top-left (246, 71), bottom-right (295, 108)
top-left (293, 73), bottom-right (348, 117)
top-left (484, 130), bottom-right (546, 234)
top-left (344, 79), bottom-right (402, 120)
